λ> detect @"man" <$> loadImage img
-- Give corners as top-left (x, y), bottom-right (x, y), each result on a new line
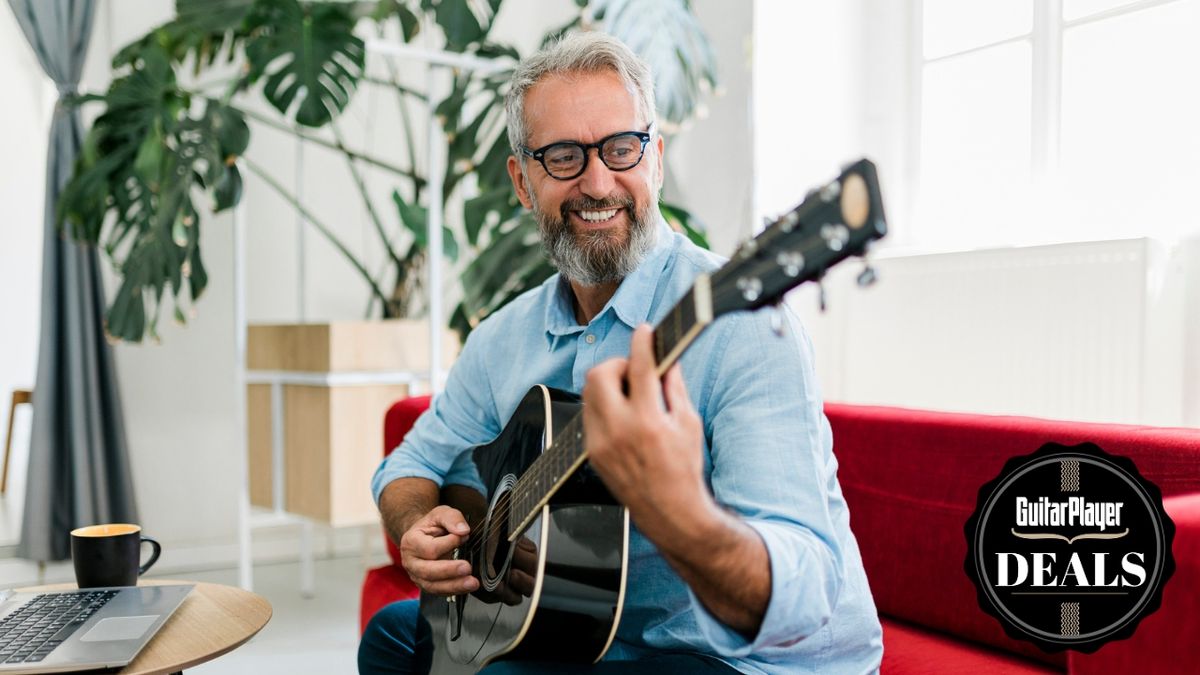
top-left (359, 32), bottom-right (882, 674)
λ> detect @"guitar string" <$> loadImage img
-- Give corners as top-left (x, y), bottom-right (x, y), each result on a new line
top-left (454, 200), bottom-right (851, 559)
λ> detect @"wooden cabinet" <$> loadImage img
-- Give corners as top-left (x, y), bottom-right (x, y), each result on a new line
top-left (246, 320), bottom-right (458, 526)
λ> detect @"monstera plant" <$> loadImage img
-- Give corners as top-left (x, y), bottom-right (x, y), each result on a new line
top-left (60, 0), bottom-right (717, 343)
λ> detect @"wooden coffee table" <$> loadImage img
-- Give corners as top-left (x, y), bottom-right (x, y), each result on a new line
top-left (17, 579), bottom-right (272, 674)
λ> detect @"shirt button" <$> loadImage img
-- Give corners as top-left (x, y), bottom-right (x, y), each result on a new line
top-left (585, 334), bottom-right (596, 344)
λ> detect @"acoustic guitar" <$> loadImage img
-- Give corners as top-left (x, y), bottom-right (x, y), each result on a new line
top-left (420, 158), bottom-right (888, 673)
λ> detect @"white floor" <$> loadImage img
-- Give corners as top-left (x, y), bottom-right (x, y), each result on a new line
top-left (151, 556), bottom-right (369, 674)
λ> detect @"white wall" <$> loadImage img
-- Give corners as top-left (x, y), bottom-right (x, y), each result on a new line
top-left (753, 0), bottom-right (1200, 428)
top-left (664, 0), bottom-right (755, 257)
top-left (0, 7), bottom-right (55, 545)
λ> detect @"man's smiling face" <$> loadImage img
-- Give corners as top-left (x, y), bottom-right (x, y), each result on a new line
top-left (506, 69), bottom-right (665, 286)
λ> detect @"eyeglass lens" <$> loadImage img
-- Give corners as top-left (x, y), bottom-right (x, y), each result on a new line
top-left (542, 133), bottom-right (645, 177)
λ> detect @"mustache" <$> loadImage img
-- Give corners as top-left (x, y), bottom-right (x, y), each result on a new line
top-left (559, 196), bottom-right (634, 221)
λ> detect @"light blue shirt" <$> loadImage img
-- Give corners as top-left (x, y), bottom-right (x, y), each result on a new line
top-left (372, 219), bottom-right (883, 674)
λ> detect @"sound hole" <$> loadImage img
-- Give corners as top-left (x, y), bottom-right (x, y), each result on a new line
top-left (482, 489), bottom-right (514, 590)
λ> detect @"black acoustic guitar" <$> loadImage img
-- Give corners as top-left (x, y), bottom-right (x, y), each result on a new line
top-left (419, 158), bottom-right (888, 673)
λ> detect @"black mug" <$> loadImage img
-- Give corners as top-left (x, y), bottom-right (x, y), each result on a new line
top-left (70, 524), bottom-right (161, 588)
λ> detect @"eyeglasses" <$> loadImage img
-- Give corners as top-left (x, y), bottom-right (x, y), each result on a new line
top-left (519, 124), bottom-right (654, 180)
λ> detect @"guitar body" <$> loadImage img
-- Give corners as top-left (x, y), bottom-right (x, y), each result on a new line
top-left (419, 385), bottom-right (630, 674)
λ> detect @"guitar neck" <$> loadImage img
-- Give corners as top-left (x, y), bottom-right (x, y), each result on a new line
top-left (651, 274), bottom-right (714, 376)
top-left (505, 276), bottom-right (715, 539)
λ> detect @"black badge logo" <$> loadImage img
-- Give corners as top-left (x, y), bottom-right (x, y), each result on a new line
top-left (964, 442), bottom-right (1174, 653)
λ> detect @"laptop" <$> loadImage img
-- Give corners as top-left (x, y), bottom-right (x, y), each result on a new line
top-left (0, 583), bottom-right (192, 674)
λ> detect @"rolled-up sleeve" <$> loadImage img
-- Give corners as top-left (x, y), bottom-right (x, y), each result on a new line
top-left (688, 308), bottom-right (844, 655)
top-left (371, 323), bottom-right (499, 503)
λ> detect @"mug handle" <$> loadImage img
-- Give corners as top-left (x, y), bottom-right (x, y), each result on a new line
top-left (138, 536), bottom-right (161, 575)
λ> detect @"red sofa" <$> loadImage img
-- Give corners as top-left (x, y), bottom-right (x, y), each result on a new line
top-left (361, 398), bottom-right (1200, 673)
top-left (359, 395), bottom-right (430, 633)
top-left (828, 403), bottom-right (1200, 674)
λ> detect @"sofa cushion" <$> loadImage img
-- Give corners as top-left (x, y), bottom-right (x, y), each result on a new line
top-left (360, 563), bottom-right (420, 633)
top-left (882, 618), bottom-right (1060, 674)
top-left (827, 403), bottom-right (1200, 668)
top-left (1068, 493), bottom-right (1200, 674)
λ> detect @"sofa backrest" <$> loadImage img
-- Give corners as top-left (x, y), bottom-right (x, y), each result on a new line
top-left (827, 403), bottom-right (1200, 666)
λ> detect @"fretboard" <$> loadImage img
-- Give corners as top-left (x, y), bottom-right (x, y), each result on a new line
top-left (507, 275), bottom-right (713, 540)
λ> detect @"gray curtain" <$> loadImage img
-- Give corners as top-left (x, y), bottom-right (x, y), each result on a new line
top-left (9, 0), bottom-right (139, 562)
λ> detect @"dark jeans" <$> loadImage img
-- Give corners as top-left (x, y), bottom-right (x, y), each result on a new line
top-left (358, 600), bottom-right (739, 674)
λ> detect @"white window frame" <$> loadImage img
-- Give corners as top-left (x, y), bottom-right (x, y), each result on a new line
top-left (904, 0), bottom-right (1189, 247)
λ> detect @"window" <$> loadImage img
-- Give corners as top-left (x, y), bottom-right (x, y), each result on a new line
top-left (912, 0), bottom-right (1200, 249)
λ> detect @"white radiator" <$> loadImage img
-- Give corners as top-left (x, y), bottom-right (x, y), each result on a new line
top-left (789, 238), bottom-right (1197, 426)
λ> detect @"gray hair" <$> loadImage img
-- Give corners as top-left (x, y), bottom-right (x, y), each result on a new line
top-left (505, 32), bottom-right (657, 156)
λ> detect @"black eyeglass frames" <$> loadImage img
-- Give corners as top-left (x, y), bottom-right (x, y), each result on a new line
top-left (519, 124), bottom-right (655, 180)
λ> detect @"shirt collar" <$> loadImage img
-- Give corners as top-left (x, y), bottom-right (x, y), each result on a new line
top-left (543, 216), bottom-right (676, 345)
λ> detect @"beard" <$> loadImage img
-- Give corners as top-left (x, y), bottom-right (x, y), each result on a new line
top-left (530, 191), bottom-right (658, 287)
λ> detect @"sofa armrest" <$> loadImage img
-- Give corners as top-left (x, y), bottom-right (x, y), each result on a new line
top-left (1069, 493), bottom-right (1200, 674)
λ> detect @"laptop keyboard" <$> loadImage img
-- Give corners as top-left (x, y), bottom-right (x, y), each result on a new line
top-left (0, 590), bottom-right (118, 664)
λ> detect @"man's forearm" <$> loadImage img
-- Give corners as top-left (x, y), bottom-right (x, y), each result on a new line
top-left (634, 494), bottom-right (771, 638)
top-left (379, 477), bottom-right (440, 545)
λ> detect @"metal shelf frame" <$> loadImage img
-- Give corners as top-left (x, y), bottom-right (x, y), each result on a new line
top-left (230, 33), bottom-right (511, 593)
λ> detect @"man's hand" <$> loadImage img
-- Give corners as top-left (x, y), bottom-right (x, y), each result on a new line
top-left (399, 505), bottom-right (480, 596)
top-left (582, 324), bottom-right (709, 541)
top-left (583, 324), bottom-right (772, 637)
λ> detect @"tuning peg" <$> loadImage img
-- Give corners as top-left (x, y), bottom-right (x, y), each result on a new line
top-left (769, 301), bottom-right (785, 337)
top-left (856, 263), bottom-right (878, 287)
top-left (820, 223), bottom-right (850, 252)
top-left (737, 275), bottom-right (763, 302)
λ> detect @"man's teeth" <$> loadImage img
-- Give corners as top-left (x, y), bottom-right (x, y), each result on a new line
top-left (578, 208), bottom-right (619, 222)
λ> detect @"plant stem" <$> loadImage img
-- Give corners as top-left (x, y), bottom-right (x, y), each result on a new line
top-left (331, 122), bottom-right (405, 271)
top-left (242, 156), bottom-right (392, 313)
top-left (361, 75), bottom-right (426, 99)
top-left (382, 56), bottom-right (423, 203)
top-left (233, 103), bottom-right (425, 187)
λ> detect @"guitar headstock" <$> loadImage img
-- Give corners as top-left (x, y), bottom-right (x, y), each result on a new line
top-left (709, 158), bottom-right (887, 318)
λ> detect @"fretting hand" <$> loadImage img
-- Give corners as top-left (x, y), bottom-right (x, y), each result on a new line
top-left (582, 324), bottom-right (712, 543)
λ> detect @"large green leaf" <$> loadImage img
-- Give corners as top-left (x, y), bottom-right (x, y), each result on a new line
top-left (475, 128), bottom-right (514, 193)
top-left (60, 40), bottom-right (247, 341)
top-left (453, 212), bottom-right (554, 338)
top-left (392, 189), bottom-right (459, 262)
top-left (463, 187), bottom-right (514, 247)
top-left (592, 0), bottom-right (718, 127)
top-left (659, 201), bottom-right (710, 249)
top-left (433, 0), bottom-right (484, 51)
top-left (244, 0), bottom-right (365, 127)
top-left (371, 0), bottom-right (422, 42)
top-left (114, 0), bottom-right (255, 69)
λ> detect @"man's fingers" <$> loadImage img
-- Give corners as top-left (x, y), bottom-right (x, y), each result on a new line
top-left (406, 557), bottom-right (473, 583)
top-left (583, 356), bottom-right (629, 415)
top-left (663, 363), bottom-right (692, 412)
top-left (625, 324), bottom-right (660, 406)
top-left (420, 575), bottom-right (480, 596)
top-left (423, 506), bottom-right (471, 537)
top-left (406, 529), bottom-right (465, 561)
